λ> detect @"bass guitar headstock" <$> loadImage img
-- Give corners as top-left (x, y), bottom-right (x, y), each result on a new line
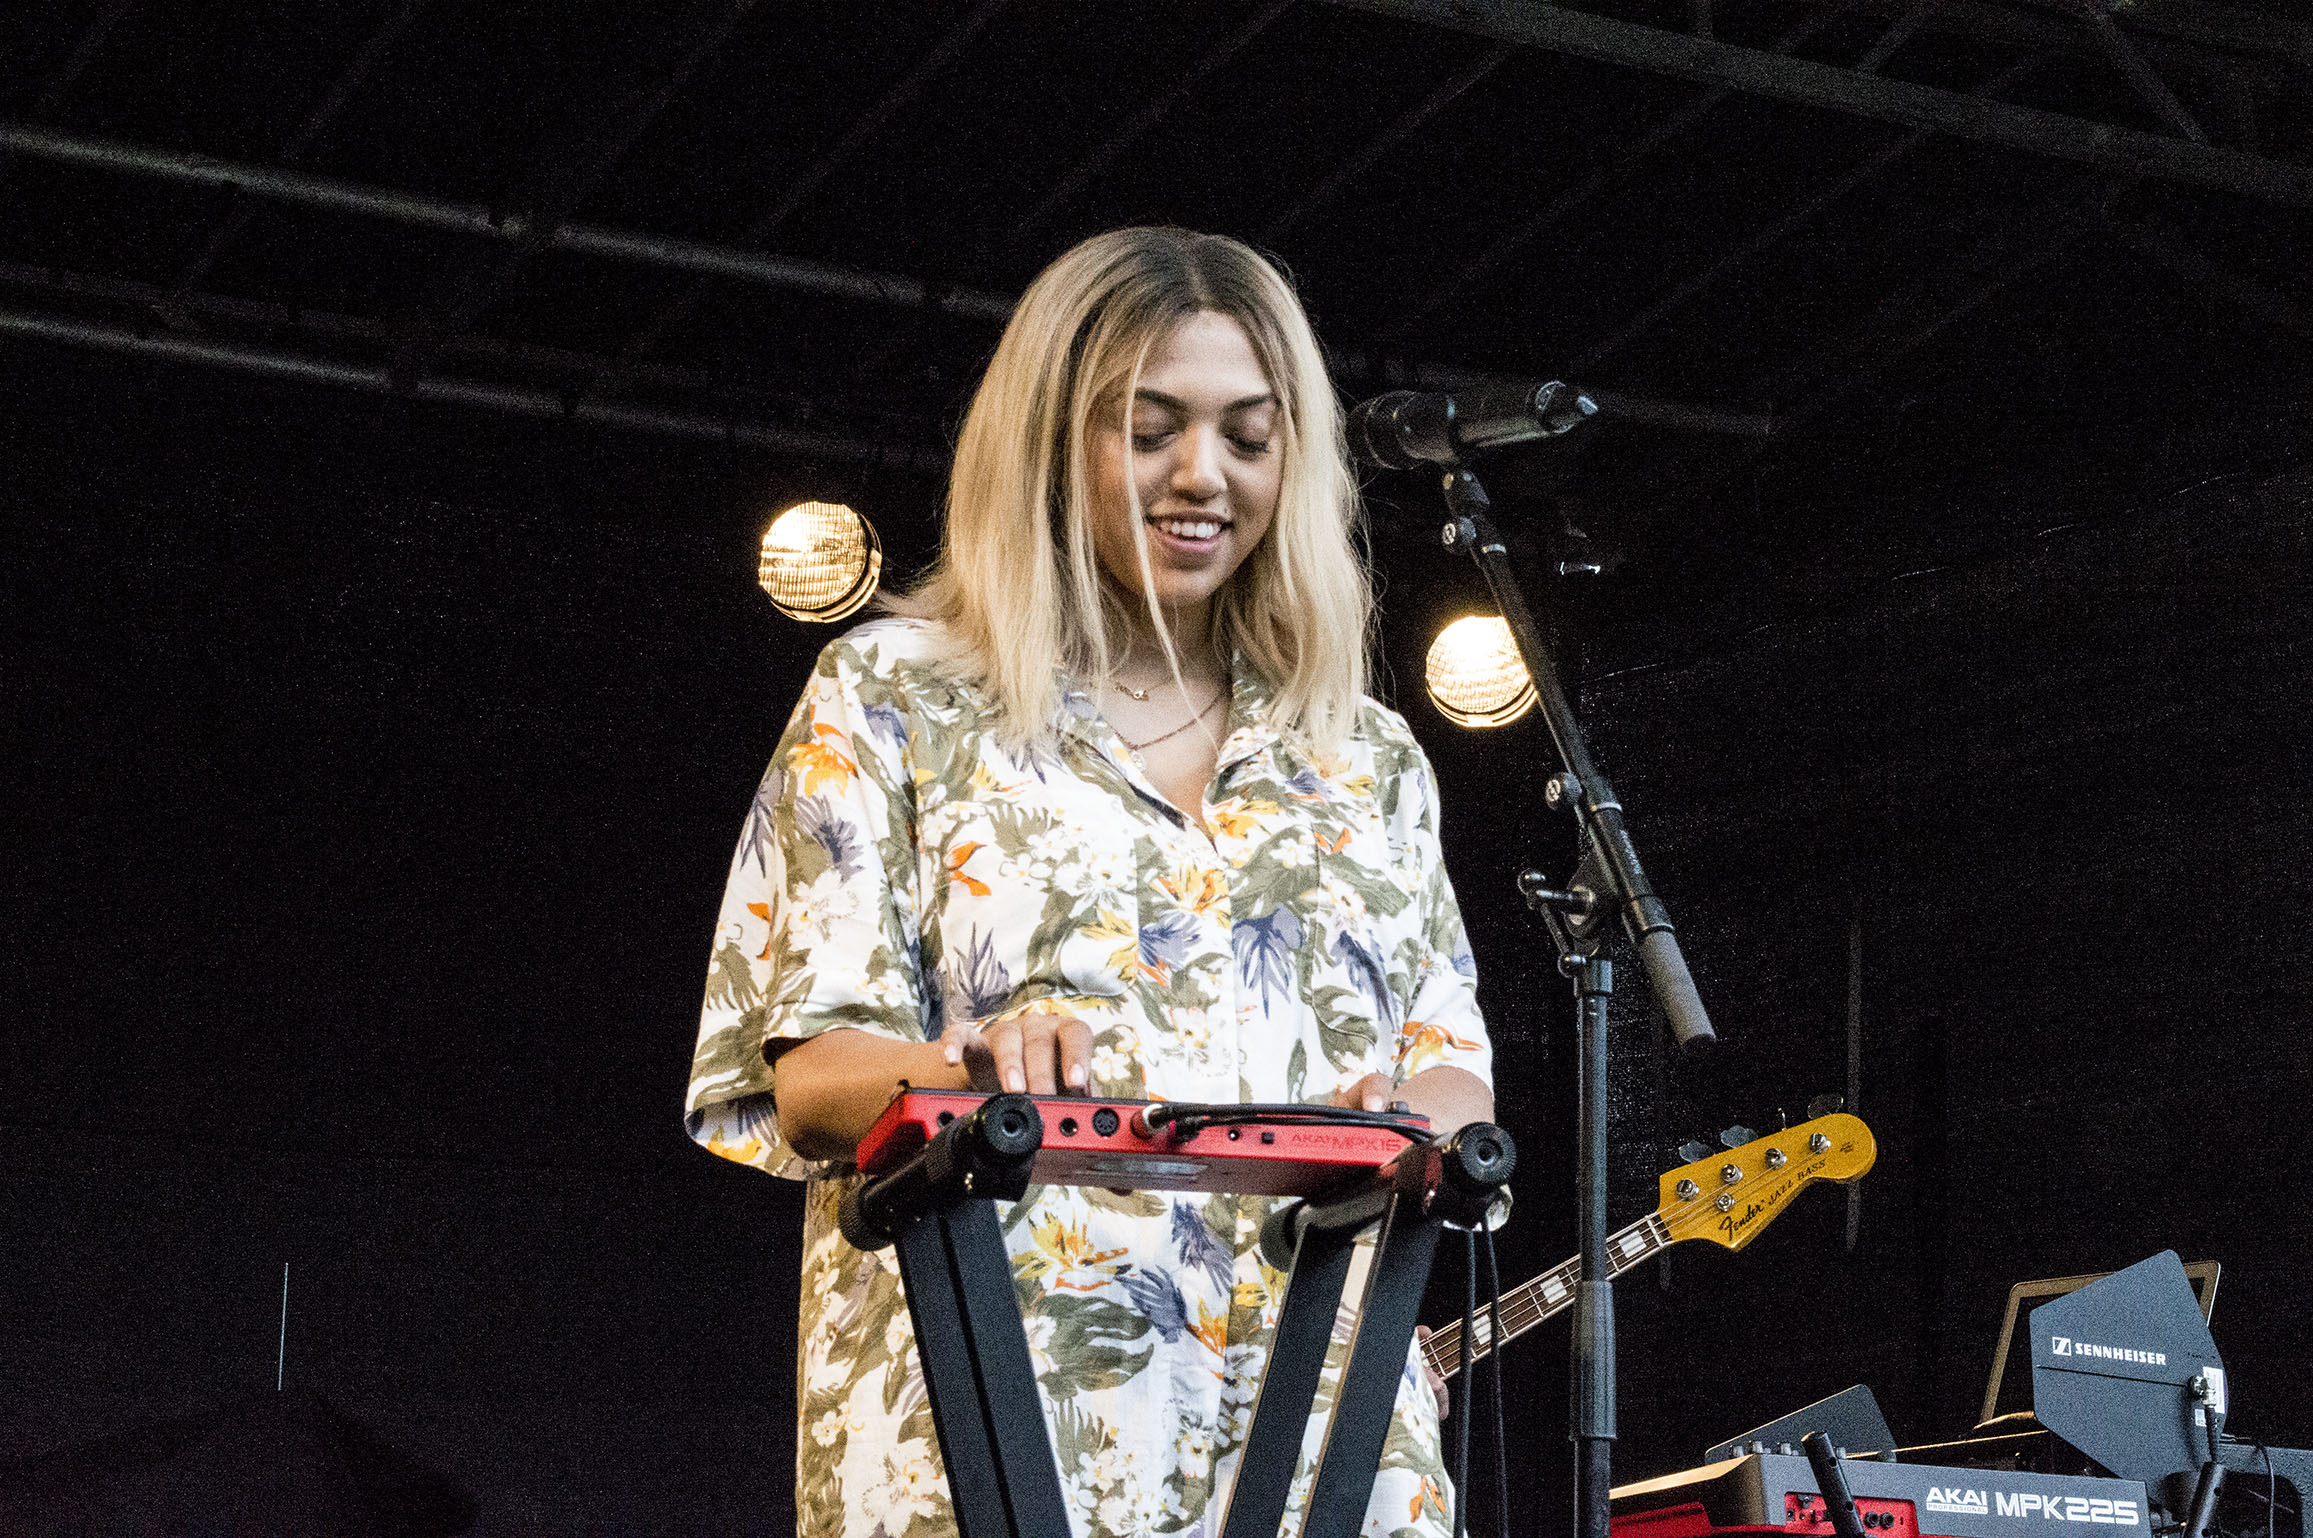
top-left (1655, 1112), bottom-right (1876, 1251)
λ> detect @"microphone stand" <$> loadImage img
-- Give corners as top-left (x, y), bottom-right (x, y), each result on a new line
top-left (1432, 463), bottom-right (1718, 1538)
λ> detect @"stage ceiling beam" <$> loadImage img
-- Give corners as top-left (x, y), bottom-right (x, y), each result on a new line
top-left (386, 0), bottom-right (763, 389)
top-left (1259, 41), bottom-right (1518, 245)
top-left (1570, 55), bottom-right (2040, 376)
top-left (845, 0), bottom-right (1297, 387)
top-left (169, 0), bottom-right (436, 299)
top-left (1313, 0), bottom-right (2313, 206)
top-left (587, 0), bottom-right (1015, 409)
top-left (0, 256), bottom-right (893, 426)
top-left (2048, 0), bottom-right (2313, 71)
top-left (0, 303), bottom-right (953, 474)
top-left (995, 0), bottom-right (1296, 258)
top-left (20, 0), bottom-right (136, 121)
top-left (0, 0), bottom-right (134, 210)
top-left (2063, 0), bottom-right (2207, 143)
top-left (1377, 0), bottom-right (1876, 342)
top-left (1783, 0), bottom-right (2302, 79)
top-left (0, 120), bottom-right (1019, 323)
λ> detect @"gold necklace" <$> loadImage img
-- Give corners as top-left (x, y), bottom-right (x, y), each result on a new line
top-left (1119, 690), bottom-right (1224, 752)
top-left (1112, 661), bottom-right (1221, 703)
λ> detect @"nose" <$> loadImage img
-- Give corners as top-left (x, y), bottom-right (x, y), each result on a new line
top-left (1169, 425), bottom-right (1227, 501)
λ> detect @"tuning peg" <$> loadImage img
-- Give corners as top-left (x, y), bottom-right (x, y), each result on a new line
top-left (1677, 1140), bottom-right (1712, 1165)
top-left (1807, 1093), bottom-right (1845, 1119)
top-left (1719, 1124), bottom-right (1757, 1149)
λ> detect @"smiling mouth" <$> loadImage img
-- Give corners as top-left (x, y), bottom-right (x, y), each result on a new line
top-left (1147, 516), bottom-right (1230, 541)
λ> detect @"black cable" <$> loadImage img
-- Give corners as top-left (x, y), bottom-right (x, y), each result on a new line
top-left (1480, 1221), bottom-right (1510, 1538)
top-left (1454, 1227), bottom-right (1475, 1538)
top-left (2225, 1443), bottom-right (2298, 1538)
top-left (1139, 1101), bottom-right (1432, 1141)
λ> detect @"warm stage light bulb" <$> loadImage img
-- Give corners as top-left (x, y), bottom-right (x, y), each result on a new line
top-left (1425, 615), bottom-right (1536, 728)
top-left (758, 501), bottom-right (882, 622)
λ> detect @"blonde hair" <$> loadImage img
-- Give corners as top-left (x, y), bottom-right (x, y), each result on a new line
top-left (900, 227), bottom-right (1371, 755)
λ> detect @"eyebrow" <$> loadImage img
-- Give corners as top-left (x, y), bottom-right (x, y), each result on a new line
top-left (1131, 387), bottom-right (1278, 414)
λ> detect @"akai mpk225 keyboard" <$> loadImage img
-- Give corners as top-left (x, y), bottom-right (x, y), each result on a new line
top-left (1613, 1449), bottom-right (2150, 1538)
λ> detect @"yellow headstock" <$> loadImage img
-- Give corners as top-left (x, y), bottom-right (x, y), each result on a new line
top-left (1654, 1113), bottom-right (1876, 1251)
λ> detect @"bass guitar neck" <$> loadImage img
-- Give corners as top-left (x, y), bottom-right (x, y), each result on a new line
top-left (1425, 1112), bottom-right (1875, 1381)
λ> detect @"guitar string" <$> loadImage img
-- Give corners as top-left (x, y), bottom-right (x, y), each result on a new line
top-left (1426, 1216), bottom-right (1674, 1371)
top-left (1428, 1249), bottom-right (1624, 1368)
top-left (1425, 1136), bottom-right (1860, 1371)
top-left (1415, 1133), bottom-right (1868, 1359)
top-left (1431, 1258), bottom-right (1591, 1358)
top-left (1428, 1179), bottom-right (1847, 1372)
top-left (1445, 1252), bottom-right (1594, 1344)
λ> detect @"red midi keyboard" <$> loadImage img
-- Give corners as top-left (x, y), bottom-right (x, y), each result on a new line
top-left (1611, 1450), bottom-right (2151, 1538)
top-left (853, 1088), bottom-right (1430, 1196)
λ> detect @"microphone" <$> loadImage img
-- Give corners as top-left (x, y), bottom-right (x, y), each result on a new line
top-left (1348, 381), bottom-right (1597, 469)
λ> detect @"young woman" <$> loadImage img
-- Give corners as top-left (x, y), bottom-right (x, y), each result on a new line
top-left (687, 227), bottom-right (1495, 1538)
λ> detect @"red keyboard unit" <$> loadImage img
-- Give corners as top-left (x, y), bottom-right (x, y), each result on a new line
top-left (854, 1089), bottom-right (1428, 1196)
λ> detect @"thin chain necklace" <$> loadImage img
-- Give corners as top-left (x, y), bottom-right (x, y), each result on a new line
top-left (1119, 689), bottom-right (1225, 752)
top-left (1110, 659), bottom-right (1221, 703)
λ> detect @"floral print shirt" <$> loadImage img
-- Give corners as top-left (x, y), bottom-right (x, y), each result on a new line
top-left (687, 618), bottom-right (1493, 1538)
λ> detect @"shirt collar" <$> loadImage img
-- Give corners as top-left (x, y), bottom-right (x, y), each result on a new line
top-left (1216, 655), bottom-right (1284, 775)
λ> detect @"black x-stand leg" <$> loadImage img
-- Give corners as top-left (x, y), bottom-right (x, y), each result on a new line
top-left (1221, 1124), bottom-right (1517, 1538)
top-left (838, 1095), bottom-right (1071, 1538)
top-left (843, 1103), bottom-right (1513, 1538)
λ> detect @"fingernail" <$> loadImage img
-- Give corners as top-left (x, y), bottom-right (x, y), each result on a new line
top-left (1005, 1071), bottom-right (1024, 1092)
top-left (1364, 1093), bottom-right (1386, 1112)
top-left (944, 1041), bottom-right (961, 1065)
top-left (1067, 1063), bottom-right (1087, 1088)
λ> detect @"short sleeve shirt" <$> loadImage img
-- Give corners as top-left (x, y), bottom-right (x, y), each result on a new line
top-left (687, 617), bottom-right (1492, 1538)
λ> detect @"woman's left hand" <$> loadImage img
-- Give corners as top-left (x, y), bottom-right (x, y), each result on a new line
top-left (1329, 1071), bottom-right (1399, 1114)
top-left (1332, 1065), bottom-right (1493, 1137)
top-left (1333, 1067), bottom-right (1492, 1422)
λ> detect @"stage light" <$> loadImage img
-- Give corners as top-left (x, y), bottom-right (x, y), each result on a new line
top-left (758, 500), bottom-right (881, 622)
top-left (1424, 615), bottom-right (1535, 728)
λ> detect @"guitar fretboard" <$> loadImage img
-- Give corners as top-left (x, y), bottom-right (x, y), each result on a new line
top-left (1422, 1212), bottom-right (1675, 1380)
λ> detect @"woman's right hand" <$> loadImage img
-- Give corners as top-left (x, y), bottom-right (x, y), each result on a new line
top-left (944, 1007), bottom-right (1095, 1096)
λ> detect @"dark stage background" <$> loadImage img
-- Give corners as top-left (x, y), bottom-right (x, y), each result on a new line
top-left (7, 353), bottom-right (2309, 1535)
top-left (5, 1), bottom-right (2313, 1531)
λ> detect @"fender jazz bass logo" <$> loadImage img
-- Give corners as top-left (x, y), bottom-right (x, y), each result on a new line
top-left (1716, 1200), bottom-right (1766, 1243)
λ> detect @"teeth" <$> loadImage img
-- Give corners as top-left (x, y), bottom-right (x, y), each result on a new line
top-left (1152, 519), bottom-right (1224, 540)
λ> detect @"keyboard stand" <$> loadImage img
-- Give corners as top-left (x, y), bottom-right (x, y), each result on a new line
top-left (1220, 1128), bottom-right (1513, 1538)
top-left (839, 1095), bottom-right (1514, 1538)
top-left (839, 1094), bottom-right (1070, 1538)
